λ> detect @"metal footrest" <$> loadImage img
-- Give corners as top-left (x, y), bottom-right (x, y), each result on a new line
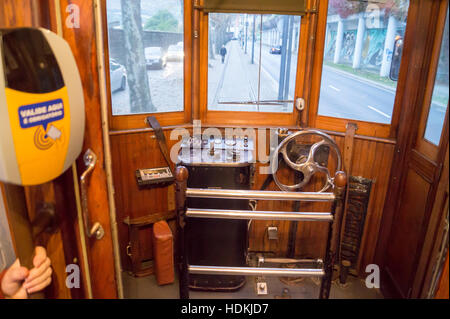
top-left (176, 166), bottom-right (348, 299)
top-left (186, 188), bottom-right (336, 202)
top-left (186, 208), bottom-right (333, 221)
top-left (188, 265), bottom-right (325, 277)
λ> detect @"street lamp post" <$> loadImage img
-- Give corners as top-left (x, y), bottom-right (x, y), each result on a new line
top-left (284, 16), bottom-right (294, 103)
top-left (278, 15), bottom-right (289, 100)
top-left (245, 15), bottom-right (248, 54)
top-left (251, 15), bottom-right (256, 64)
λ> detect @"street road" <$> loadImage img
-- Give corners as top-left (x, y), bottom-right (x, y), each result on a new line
top-left (111, 60), bottom-right (184, 115)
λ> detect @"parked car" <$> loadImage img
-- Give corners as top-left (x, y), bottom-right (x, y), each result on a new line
top-left (166, 43), bottom-right (184, 62)
top-left (145, 47), bottom-right (167, 69)
top-left (269, 45), bottom-right (282, 54)
top-left (109, 59), bottom-right (126, 92)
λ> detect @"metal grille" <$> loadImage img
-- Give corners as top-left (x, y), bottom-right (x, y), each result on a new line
top-left (341, 176), bottom-right (372, 269)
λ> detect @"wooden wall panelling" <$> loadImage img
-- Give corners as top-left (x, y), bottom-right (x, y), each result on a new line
top-left (354, 139), bottom-right (395, 275)
top-left (0, 0), bottom-right (39, 27)
top-left (110, 126), bottom-right (396, 281)
top-left (111, 130), bottom-right (180, 271)
top-left (384, 169), bottom-right (431, 296)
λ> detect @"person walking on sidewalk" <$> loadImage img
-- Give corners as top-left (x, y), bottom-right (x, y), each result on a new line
top-left (220, 45), bottom-right (227, 64)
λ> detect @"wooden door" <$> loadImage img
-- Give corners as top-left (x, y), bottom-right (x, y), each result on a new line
top-left (376, 0), bottom-right (449, 299)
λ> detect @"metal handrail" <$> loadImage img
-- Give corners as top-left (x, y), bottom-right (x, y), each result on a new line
top-left (188, 265), bottom-right (325, 277)
top-left (186, 208), bottom-right (333, 222)
top-left (186, 188), bottom-right (336, 202)
top-left (175, 166), bottom-right (348, 299)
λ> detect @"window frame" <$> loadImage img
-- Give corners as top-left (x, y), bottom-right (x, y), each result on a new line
top-left (102, 0), bottom-right (192, 131)
top-left (197, 3), bottom-right (311, 126)
top-left (415, 0), bottom-right (449, 161)
top-left (307, 0), bottom-right (412, 139)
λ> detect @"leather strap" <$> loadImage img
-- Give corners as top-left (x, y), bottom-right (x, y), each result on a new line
top-left (146, 116), bottom-right (174, 176)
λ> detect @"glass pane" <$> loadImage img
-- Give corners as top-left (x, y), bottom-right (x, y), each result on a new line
top-left (106, 0), bottom-right (184, 115)
top-left (318, 0), bottom-right (410, 123)
top-left (207, 13), bottom-right (301, 112)
top-left (424, 8), bottom-right (449, 145)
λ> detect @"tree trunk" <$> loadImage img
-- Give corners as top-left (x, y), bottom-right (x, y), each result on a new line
top-left (121, 0), bottom-right (155, 113)
top-left (209, 22), bottom-right (215, 60)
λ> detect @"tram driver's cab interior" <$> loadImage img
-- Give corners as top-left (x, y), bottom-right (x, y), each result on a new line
top-left (0, 0), bottom-right (448, 301)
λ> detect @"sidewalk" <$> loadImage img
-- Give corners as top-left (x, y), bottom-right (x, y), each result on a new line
top-left (208, 41), bottom-right (258, 111)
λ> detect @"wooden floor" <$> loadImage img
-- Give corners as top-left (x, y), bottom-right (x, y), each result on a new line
top-left (122, 271), bottom-right (383, 299)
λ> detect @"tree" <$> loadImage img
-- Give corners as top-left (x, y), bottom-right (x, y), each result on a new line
top-left (329, 0), bottom-right (367, 18)
top-left (382, 0), bottom-right (410, 22)
top-left (144, 10), bottom-right (179, 32)
top-left (121, 0), bottom-right (155, 113)
top-left (329, 0), bottom-right (409, 22)
top-left (209, 13), bottom-right (232, 55)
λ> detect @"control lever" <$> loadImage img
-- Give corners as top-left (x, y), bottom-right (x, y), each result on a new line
top-left (256, 255), bottom-right (268, 295)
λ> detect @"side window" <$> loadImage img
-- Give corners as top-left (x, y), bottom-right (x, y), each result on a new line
top-left (317, 0), bottom-right (410, 124)
top-left (106, 0), bottom-right (184, 115)
top-left (424, 7), bottom-right (449, 145)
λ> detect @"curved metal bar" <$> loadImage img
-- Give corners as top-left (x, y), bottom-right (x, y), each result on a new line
top-left (271, 130), bottom-right (342, 192)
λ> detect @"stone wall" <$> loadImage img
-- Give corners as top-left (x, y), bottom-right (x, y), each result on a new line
top-left (108, 28), bottom-right (183, 64)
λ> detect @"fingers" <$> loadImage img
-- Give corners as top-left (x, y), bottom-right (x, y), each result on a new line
top-left (25, 255), bottom-right (51, 283)
top-left (6, 259), bottom-right (29, 282)
top-left (32, 246), bottom-right (47, 268)
top-left (26, 276), bottom-right (52, 294)
top-left (1, 259), bottom-right (29, 299)
top-left (23, 267), bottom-right (52, 293)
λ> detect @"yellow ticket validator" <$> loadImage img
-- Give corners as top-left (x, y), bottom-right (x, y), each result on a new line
top-left (0, 28), bottom-right (85, 186)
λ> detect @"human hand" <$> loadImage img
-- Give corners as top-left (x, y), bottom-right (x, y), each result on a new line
top-left (0, 246), bottom-right (52, 299)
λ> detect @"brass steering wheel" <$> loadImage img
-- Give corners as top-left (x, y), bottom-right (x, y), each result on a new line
top-left (270, 130), bottom-right (342, 192)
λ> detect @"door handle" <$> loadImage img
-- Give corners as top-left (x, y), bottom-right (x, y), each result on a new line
top-left (80, 149), bottom-right (105, 240)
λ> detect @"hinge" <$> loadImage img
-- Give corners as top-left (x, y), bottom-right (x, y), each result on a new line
top-left (194, 0), bottom-right (202, 10)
